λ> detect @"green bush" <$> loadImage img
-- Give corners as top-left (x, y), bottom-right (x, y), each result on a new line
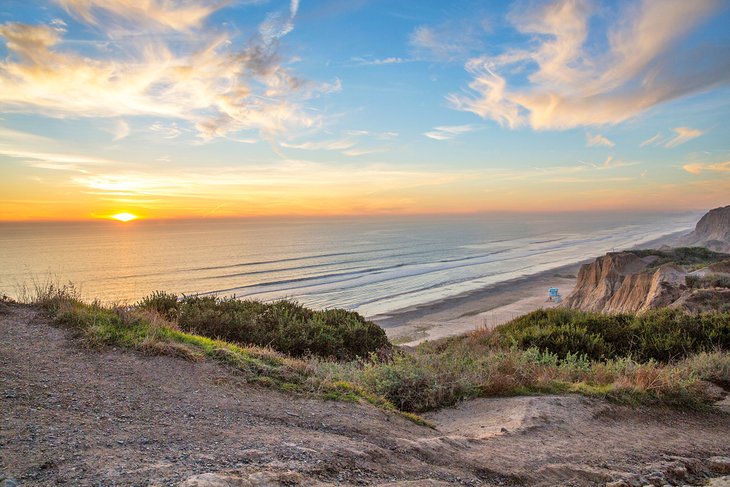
top-left (486, 308), bottom-right (730, 362)
top-left (136, 290), bottom-right (179, 320)
top-left (137, 292), bottom-right (390, 360)
top-left (628, 247), bottom-right (729, 270)
top-left (686, 274), bottom-right (730, 289)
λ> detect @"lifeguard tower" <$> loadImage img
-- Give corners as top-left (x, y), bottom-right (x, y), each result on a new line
top-left (548, 287), bottom-right (562, 303)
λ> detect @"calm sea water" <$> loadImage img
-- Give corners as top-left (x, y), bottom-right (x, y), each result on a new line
top-left (0, 212), bottom-right (699, 317)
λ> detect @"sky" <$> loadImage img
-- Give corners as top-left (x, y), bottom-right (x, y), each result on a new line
top-left (0, 0), bottom-right (729, 221)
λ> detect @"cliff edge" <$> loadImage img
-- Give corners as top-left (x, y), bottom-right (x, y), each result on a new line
top-left (679, 205), bottom-right (730, 253)
top-left (565, 206), bottom-right (730, 314)
top-left (564, 248), bottom-right (730, 314)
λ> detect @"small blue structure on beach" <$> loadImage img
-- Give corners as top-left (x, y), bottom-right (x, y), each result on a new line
top-left (548, 287), bottom-right (562, 303)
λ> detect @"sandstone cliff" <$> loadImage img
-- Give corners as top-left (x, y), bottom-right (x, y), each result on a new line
top-left (679, 205), bottom-right (730, 253)
top-left (564, 248), bottom-right (730, 314)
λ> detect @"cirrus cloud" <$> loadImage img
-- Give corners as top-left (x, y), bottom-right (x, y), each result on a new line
top-left (683, 160), bottom-right (730, 175)
top-left (0, 0), bottom-right (334, 141)
top-left (586, 133), bottom-right (615, 148)
top-left (664, 127), bottom-right (703, 148)
top-left (449, 0), bottom-right (730, 130)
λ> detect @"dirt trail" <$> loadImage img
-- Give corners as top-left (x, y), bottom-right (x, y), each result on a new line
top-left (1, 303), bottom-right (729, 486)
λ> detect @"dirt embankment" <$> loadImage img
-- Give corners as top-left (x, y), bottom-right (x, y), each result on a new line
top-left (1, 303), bottom-right (730, 486)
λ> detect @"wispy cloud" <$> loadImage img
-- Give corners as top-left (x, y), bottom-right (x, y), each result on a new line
top-left (281, 129), bottom-right (397, 156)
top-left (424, 124), bottom-right (481, 141)
top-left (343, 130), bottom-right (398, 140)
top-left (664, 126), bottom-right (703, 148)
top-left (0, 0), bottom-right (334, 141)
top-left (449, 0), bottom-right (729, 130)
top-left (640, 132), bottom-right (663, 147)
top-left (0, 144), bottom-right (114, 173)
top-left (149, 122), bottom-right (184, 140)
top-left (56, 0), bottom-right (223, 33)
top-left (351, 56), bottom-right (408, 66)
top-left (410, 17), bottom-right (491, 61)
top-left (578, 156), bottom-right (635, 170)
top-left (341, 147), bottom-right (386, 157)
top-left (683, 160), bottom-right (730, 175)
top-left (107, 120), bottom-right (130, 141)
top-left (280, 138), bottom-right (356, 151)
top-left (586, 133), bottom-right (615, 148)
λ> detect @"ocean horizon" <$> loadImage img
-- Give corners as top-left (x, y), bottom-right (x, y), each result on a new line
top-left (0, 211), bottom-right (701, 317)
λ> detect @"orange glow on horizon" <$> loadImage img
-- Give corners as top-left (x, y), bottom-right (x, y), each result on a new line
top-left (110, 212), bottom-right (139, 222)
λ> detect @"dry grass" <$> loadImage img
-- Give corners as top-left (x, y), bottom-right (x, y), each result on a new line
top-left (23, 282), bottom-right (730, 416)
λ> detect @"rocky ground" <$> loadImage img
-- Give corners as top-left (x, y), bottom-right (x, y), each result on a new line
top-left (1, 303), bottom-right (729, 486)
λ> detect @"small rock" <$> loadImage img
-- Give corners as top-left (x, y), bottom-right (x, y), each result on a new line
top-left (1, 479), bottom-right (19, 487)
top-left (709, 457), bottom-right (730, 475)
top-left (707, 476), bottom-right (730, 487)
top-left (500, 427), bottom-right (509, 433)
top-left (3, 390), bottom-right (16, 399)
top-left (668, 466), bottom-right (687, 479)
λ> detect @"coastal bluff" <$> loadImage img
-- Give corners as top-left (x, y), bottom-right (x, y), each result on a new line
top-left (564, 249), bottom-right (730, 314)
top-left (679, 205), bottom-right (730, 253)
top-left (565, 206), bottom-right (730, 314)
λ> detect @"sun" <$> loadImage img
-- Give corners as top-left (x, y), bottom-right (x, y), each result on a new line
top-left (110, 212), bottom-right (139, 222)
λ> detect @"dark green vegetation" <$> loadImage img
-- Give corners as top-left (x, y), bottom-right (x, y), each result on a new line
top-left (627, 247), bottom-right (730, 271)
top-left (485, 308), bottom-right (730, 362)
top-left (137, 291), bottom-right (390, 360)
top-left (22, 282), bottom-right (730, 416)
top-left (686, 274), bottom-right (730, 289)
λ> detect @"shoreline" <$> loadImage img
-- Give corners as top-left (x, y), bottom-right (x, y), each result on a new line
top-left (372, 229), bottom-right (689, 346)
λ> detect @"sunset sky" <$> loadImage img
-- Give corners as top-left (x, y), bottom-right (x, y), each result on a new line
top-left (1, 0), bottom-right (729, 220)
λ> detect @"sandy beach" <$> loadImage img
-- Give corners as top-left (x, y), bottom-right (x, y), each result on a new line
top-left (371, 262), bottom-right (582, 346)
top-left (371, 230), bottom-right (689, 346)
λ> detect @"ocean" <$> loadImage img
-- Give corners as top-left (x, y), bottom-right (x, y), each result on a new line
top-left (0, 212), bottom-right (700, 317)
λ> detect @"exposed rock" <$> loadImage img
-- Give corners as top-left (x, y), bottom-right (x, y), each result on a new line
top-left (679, 205), bottom-right (730, 253)
top-left (564, 253), bottom-right (691, 314)
top-left (708, 476), bottom-right (730, 487)
top-left (565, 245), bottom-right (730, 314)
top-left (563, 252), bottom-right (649, 311)
top-left (709, 457), bottom-right (730, 474)
top-left (604, 264), bottom-right (686, 314)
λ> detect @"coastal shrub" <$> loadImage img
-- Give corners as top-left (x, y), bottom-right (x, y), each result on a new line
top-left (137, 292), bottom-right (391, 360)
top-left (686, 274), bottom-right (730, 289)
top-left (483, 308), bottom-right (730, 362)
top-left (628, 247), bottom-right (729, 270)
top-left (137, 290), bottom-right (179, 320)
top-left (35, 288), bottom-right (730, 414)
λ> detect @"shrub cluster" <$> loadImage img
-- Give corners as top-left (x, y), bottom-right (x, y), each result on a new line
top-left (628, 247), bottom-right (729, 270)
top-left (137, 292), bottom-right (390, 360)
top-left (482, 308), bottom-right (730, 362)
top-left (29, 284), bottom-right (730, 416)
top-left (686, 274), bottom-right (730, 289)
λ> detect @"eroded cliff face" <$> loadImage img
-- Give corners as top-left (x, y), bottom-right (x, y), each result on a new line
top-left (602, 264), bottom-right (686, 314)
top-left (564, 252), bottom-right (728, 314)
top-left (679, 205), bottom-right (730, 253)
top-left (563, 252), bottom-right (649, 312)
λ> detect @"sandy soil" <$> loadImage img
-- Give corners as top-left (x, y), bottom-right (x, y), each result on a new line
top-left (2, 303), bottom-right (729, 486)
top-left (374, 265), bottom-right (579, 346)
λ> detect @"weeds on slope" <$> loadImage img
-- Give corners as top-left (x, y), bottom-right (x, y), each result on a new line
top-left (23, 285), bottom-right (730, 416)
